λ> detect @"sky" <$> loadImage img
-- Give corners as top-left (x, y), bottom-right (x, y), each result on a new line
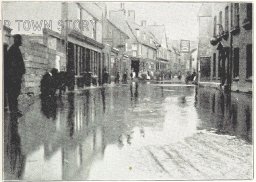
top-left (106, 2), bottom-right (202, 41)
top-left (2, 2), bottom-right (202, 41)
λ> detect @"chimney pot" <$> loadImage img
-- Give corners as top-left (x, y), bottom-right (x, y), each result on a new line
top-left (141, 20), bottom-right (147, 27)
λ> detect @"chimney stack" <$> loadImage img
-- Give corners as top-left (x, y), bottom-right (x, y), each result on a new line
top-left (141, 20), bottom-right (147, 27)
top-left (127, 10), bottom-right (135, 22)
top-left (120, 3), bottom-right (125, 9)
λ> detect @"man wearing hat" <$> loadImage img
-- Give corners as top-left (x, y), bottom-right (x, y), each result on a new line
top-left (6, 34), bottom-right (26, 116)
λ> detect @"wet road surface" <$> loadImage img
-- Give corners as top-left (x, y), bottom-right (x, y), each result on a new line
top-left (4, 82), bottom-right (253, 180)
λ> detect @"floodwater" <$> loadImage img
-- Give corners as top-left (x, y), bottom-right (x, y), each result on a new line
top-left (4, 82), bottom-right (253, 180)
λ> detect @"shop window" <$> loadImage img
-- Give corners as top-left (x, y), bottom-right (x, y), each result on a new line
top-left (233, 48), bottom-right (239, 78)
top-left (225, 6), bottom-right (229, 31)
top-left (79, 47), bottom-right (84, 74)
top-left (246, 44), bottom-right (252, 78)
top-left (86, 48), bottom-right (90, 72)
top-left (82, 47), bottom-right (86, 73)
top-left (74, 45), bottom-right (78, 75)
top-left (213, 53), bottom-right (216, 78)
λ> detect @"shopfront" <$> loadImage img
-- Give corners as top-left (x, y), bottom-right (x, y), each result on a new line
top-left (67, 31), bottom-right (104, 89)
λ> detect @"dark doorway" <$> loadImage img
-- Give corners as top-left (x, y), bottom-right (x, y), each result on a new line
top-left (131, 60), bottom-right (140, 77)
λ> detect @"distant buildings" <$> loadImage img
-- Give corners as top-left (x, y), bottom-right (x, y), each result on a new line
top-left (3, 2), bottom-right (199, 95)
top-left (198, 3), bottom-right (252, 93)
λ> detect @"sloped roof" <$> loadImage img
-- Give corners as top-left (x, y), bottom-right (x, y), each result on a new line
top-left (126, 20), bottom-right (157, 49)
top-left (147, 25), bottom-right (165, 44)
top-left (79, 2), bottom-right (103, 21)
top-left (109, 12), bottom-right (137, 42)
top-left (167, 39), bottom-right (180, 55)
top-left (107, 19), bottom-right (129, 39)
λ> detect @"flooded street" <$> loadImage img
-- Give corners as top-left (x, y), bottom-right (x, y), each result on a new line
top-left (4, 83), bottom-right (252, 180)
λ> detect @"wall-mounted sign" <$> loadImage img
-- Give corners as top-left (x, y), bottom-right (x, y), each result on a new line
top-left (180, 40), bottom-right (190, 53)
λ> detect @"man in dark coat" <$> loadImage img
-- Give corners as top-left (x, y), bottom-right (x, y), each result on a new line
top-left (6, 34), bottom-right (25, 116)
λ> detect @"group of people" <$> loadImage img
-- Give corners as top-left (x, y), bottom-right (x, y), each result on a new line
top-left (114, 71), bottom-right (129, 84)
top-left (40, 68), bottom-right (68, 98)
top-left (4, 34), bottom-right (25, 117)
top-left (4, 34), bottom-right (68, 117)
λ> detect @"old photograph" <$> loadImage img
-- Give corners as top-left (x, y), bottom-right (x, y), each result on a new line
top-left (2, 1), bottom-right (253, 180)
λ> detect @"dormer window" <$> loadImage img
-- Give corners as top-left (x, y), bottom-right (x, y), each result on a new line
top-left (150, 38), bottom-right (153, 44)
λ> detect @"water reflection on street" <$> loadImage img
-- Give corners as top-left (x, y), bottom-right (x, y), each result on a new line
top-left (4, 83), bottom-right (252, 180)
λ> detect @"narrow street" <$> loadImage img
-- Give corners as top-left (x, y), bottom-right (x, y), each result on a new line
top-left (4, 82), bottom-right (252, 180)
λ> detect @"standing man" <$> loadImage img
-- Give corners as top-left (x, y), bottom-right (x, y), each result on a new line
top-left (6, 34), bottom-right (26, 116)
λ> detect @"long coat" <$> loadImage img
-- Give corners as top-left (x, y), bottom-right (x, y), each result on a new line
top-left (6, 45), bottom-right (26, 96)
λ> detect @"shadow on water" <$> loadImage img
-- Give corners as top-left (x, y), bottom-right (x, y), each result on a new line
top-left (67, 93), bottom-right (75, 138)
top-left (4, 83), bottom-right (252, 180)
top-left (41, 95), bottom-right (57, 120)
top-left (195, 87), bottom-right (252, 143)
top-left (4, 114), bottom-right (26, 180)
top-left (130, 82), bottom-right (139, 106)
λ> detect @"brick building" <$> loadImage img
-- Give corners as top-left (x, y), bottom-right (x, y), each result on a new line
top-left (102, 16), bottom-right (130, 82)
top-left (148, 24), bottom-right (170, 70)
top-left (198, 3), bottom-right (252, 93)
top-left (3, 2), bottom-right (106, 93)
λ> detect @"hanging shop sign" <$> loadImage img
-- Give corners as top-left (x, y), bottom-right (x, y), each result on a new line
top-left (180, 40), bottom-right (190, 53)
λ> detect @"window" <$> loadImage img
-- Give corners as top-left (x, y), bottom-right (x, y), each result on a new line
top-left (150, 38), bottom-right (153, 44)
top-left (213, 53), bottom-right (216, 78)
top-left (233, 48), bottom-right (239, 78)
top-left (234, 3), bottom-right (239, 27)
top-left (246, 44), bottom-right (252, 78)
top-left (125, 43), bottom-right (128, 51)
top-left (86, 48), bottom-right (90, 72)
top-left (136, 30), bottom-right (140, 37)
top-left (143, 33), bottom-right (146, 41)
top-left (231, 4), bottom-right (234, 28)
top-left (213, 16), bottom-right (217, 36)
top-left (74, 45), bottom-right (78, 75)
top-left (219, 11), bottom-right (223, 26)
top-left (132, 44), bottom-right (137, 50)
top-left (247, 3), bottom-right (252, 21)
top-left (225, 6), bottom-right (229, 31)
top-left (218, 11), bottom-right (223, 35)
top-left (218, 53), bottom-right (221, 77)
top-left (138, 44), bottom-right (142, 56)
top-left (132, 50), bottom-right (137, 57)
